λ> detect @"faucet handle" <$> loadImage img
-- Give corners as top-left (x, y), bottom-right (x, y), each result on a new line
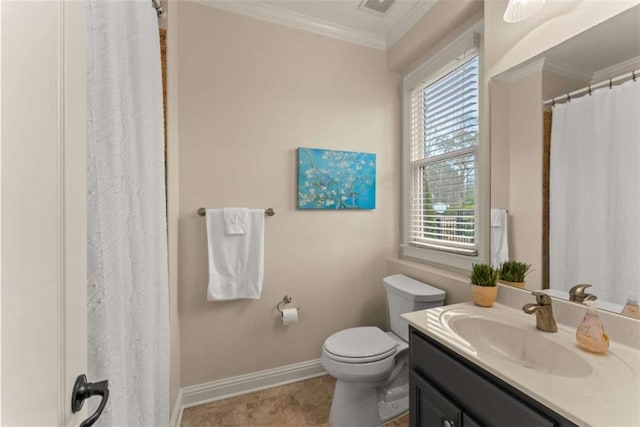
top-left (570, 284), bottom-right (592, 297)
top-left (531, 291), bottom-right (552, 305)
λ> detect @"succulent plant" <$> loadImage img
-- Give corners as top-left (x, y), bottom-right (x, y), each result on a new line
top-left (498, 261), bottom-right (532, 283)
top-left (470, 263), bottom-right (499, 287)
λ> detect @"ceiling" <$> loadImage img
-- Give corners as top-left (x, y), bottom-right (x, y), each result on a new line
top-left (543, 4), bottom-right (640, 77)
top-left (195, 0), bottom-right (439, 50)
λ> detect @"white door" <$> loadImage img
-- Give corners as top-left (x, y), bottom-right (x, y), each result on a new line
top-left (2, 1), bottom-right (94, 425)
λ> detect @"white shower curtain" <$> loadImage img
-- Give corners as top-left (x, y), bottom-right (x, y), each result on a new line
top-left (87, 1), bottom-right (169, 425)
top-left (550, 80), bottom-right (640, 305)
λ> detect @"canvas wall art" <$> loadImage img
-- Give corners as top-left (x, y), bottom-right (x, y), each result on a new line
top-left (297, 148), bottom-right (376, 210)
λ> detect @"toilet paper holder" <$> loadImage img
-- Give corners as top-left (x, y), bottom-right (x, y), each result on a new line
top-left (276, 295), bottom-right (300, 315)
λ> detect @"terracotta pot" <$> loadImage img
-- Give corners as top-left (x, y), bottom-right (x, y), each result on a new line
top-left (498, 279), bottom-right (526, 289)
top-left (471, 284), bottom-right (498, 307)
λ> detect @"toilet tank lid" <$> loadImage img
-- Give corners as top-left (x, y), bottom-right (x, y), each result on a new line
top-left (383, 274), bottom-right (445, 302)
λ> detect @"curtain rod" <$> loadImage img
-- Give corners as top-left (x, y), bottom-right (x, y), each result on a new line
top-left (543, 68), bottom-right (638, 106)
top-left (151, 0), bottom-right (165, 17)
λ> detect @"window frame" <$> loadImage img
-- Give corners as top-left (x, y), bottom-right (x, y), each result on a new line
top-left (401, 26), bottom-right (488, 272)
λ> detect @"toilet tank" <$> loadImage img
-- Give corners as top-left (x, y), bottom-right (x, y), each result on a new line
top-left (384, 274), bottom-right (446, 342)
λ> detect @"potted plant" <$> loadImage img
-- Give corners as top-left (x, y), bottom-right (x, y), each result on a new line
top-left (498, 261), bottom-right (531, 289)
top-left (470, 263), bottom-right (499, 307)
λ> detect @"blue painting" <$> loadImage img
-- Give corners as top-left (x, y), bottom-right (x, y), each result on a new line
top-left (297, 148), bottom-right (376, 210)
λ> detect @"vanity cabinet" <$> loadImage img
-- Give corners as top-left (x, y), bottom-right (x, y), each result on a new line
top-left (409, 327), bottom-right (577, 427)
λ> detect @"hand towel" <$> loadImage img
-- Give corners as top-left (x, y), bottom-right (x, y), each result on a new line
top-left (491, 209), bottom-right (503, 227)
top-left (490, 208), bottom-right (509, 267)
top-left (223, 207), bottom-right (249, 235)
top-left (205, 209), bottom-right (264, 300)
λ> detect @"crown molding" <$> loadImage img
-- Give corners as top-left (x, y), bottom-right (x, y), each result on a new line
top-left (591, 55), bottom-right (640, 83)
top-left (194, 0), bottom-right (387, 50)
top-left (386, 0), bottom-right (437, 48)
top-left (492, 58), bottom-right (546, 83)
top-left (543, 59), bottom-right (593, 83)
top-left (493, 58), bottom-right (595, 84)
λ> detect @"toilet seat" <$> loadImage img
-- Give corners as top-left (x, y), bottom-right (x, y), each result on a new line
top-left (323, 327), bottom-right (397, 364)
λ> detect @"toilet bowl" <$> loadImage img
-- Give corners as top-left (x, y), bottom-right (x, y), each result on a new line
top-left (322, 327), bottom-right (403, 383)
top-left (321, 275), bottom-right (445, 427)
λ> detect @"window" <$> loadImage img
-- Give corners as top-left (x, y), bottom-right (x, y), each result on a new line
top-left (402, 34), bottom-right (483, 268)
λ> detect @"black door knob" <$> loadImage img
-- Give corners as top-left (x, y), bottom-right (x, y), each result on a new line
top-left (72, 374), bottom-right (109, 427)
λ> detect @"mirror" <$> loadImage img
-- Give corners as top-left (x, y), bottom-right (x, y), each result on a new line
top-left (490, 5), bottom-right (640, 317)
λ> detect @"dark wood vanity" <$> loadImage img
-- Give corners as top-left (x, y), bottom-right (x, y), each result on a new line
top-left (409, 327), bottom-right (577, 427)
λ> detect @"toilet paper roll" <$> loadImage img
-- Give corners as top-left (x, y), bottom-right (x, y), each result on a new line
top-left (281, 308), bottom-right (299, 325)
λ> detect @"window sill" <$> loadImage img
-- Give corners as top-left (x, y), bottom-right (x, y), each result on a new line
top-left (400, 244), bottom-right (484, 273)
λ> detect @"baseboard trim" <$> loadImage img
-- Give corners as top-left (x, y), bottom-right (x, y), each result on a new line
top-left (176, 358), bottom-right (326, 424)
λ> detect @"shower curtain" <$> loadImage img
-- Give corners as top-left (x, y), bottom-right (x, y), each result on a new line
top-left (87, 1), bottom-right (169, 425)
top-left (550, 80), bottom-right (640, 305)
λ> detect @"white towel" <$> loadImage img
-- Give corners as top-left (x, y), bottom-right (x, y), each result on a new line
top-left (223, 207), bottom-right (249, 235)
top-left (205, 209), bottom-right (264, 300)
top-left (490, 208), bottom-right (509, 267)
top-left (491, 209), bottom-right (503, 227)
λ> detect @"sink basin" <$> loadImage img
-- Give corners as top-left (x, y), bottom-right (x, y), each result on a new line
top-left (448, 317), bottom-right (593, 378)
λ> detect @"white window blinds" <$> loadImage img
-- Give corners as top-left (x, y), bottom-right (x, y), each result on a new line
top-left (408, 54), bottom-right (479, 256)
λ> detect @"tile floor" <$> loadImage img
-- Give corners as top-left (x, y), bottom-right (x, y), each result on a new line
top-left (181, 375), bottom-right (409, 427)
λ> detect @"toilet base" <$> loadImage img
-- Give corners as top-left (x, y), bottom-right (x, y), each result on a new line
top-left (328, 367), bottom-right (409, 427)
top-left (378, 384), bottom-right (409, 422)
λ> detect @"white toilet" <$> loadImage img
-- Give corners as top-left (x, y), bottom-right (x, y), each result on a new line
top-left (321, 274), bottom-right (445, 427)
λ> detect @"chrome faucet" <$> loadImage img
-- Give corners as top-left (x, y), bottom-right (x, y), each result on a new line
top-left (523, 292), bottom-right (558, 333)
top-left (569, 284), bottom-right (597, 303)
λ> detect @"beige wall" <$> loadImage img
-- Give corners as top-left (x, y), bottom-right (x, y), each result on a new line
top-left (507, 73), bottom-right (543, 289)
top-left (489, 79), bottom-right (510, 211)
top-left (490, 75), bottom-right (543, 287)
top-left (177, 2), bottom-right (401, 387)
top-left (490, 73), bottom-right (546, 289)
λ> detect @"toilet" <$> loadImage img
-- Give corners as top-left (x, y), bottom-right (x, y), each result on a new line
top-left (321, 274), bottom-right (445, 427)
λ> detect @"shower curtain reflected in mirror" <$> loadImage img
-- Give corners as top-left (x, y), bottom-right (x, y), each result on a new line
top-left (87, 0), bottom-right (169, 425)
top-left (550, 80), bottom-right (640, 307)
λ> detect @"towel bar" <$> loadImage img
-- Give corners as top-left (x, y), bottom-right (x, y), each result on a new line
top-left (198, 207), bottom-right (275, 217)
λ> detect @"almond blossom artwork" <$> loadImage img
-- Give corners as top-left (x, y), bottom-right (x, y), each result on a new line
top-left (297, 148), bottom-right (376, 210)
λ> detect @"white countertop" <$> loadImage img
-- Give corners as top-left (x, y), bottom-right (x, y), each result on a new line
top-left (402, 302), bottom-right (640, 427)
